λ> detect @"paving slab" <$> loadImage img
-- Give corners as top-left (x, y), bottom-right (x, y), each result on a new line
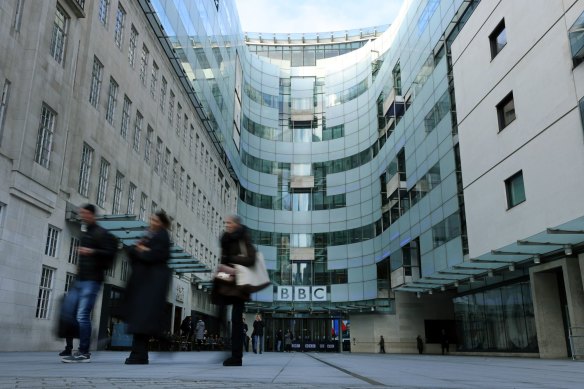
top-left (0, 351), bottom-right (581, 388)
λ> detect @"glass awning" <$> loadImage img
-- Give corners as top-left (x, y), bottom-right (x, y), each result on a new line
top-left (394, 215), bottom-right (584, 294)
top-left (95, 214), bottom-right (211, 275)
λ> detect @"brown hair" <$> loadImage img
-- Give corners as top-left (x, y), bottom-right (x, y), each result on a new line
top-left (155, 211), bottom-right (171, 229)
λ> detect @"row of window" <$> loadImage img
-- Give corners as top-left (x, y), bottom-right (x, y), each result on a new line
top-left (242, 114), bottom-right (345, 142)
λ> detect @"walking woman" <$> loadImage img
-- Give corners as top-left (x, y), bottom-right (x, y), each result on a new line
top-left (212, 215), bottom-right (256, 366)
top-left (122, 211), bottom-right (172, 364)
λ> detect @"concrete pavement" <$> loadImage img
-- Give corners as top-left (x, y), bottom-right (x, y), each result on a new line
top-left (0, 351), bottom-right (581, 388)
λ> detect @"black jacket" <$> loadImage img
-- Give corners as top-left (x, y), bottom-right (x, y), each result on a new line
top-left (77, 223), bottom-right (117, 282)
top-left (253, 319), bottom-right (264, 336)
top-left (122, 228), bottom-right (171, 335)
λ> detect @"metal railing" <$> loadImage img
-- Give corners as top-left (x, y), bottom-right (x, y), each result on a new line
top-left (569, 326), bottom-right (584, 360)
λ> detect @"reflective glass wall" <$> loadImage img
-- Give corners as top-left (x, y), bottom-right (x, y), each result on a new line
top-left (453, 281), bottom-right (538, 353)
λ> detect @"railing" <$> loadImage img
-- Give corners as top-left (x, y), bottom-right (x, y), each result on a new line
top-left (569, 326), bottom-right (584, 360)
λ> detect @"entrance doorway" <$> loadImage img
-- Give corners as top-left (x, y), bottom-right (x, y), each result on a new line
top-left (263, 316), bottom-right (344, 352)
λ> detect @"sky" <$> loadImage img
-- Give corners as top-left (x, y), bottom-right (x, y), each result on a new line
top-left (234, 0), bottom-right (405, 33)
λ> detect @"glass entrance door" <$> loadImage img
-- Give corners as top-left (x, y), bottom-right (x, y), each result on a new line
top-left (265, 317), bottom-right (342, 352)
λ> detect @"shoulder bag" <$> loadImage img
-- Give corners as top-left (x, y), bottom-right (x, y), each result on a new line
top-left (234, 241), bottom-right (271, 293)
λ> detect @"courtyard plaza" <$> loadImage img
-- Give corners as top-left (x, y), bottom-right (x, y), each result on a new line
top-left (0, 351), bottom-right (581, 388)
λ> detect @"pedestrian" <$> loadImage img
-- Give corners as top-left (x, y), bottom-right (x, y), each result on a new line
top-left (379, 335), bottom-right (385, 353)
top-left (284, 329), bottom-right (292, 352)
top-left (253, 313), bottom-right (265, 354)
top-left (211, 215), bottom-right (257, 366)
top-left (242, 317), bottom-right (249, 352)
top-left (180, 316), bottom-right (192, 339)
top-left (440, 329), bottom-right (449, 355)
top-left (276, 329), bottom-right (283, 352)
top-left (122, 211), bottom-right (172, 365)
top-left (416, 335), bottom-right (424, 354)
top-left (60, 204), bottom-right (117, 363)
top-left (195, 318), bottom-right (205, 351)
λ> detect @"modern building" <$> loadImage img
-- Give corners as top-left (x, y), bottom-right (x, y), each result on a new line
top-left (0, 0), bottom-right (583, 358)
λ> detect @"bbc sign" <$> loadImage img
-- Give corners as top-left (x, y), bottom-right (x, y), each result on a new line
top-left (275, 286), bottom-right (327, 301)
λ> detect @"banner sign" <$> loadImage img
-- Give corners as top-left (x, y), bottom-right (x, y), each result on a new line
top-left (275, 286), bottom-right (327, 301)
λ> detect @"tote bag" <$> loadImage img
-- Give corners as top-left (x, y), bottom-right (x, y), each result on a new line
top-left (234, 242), bottom-right (271, 293)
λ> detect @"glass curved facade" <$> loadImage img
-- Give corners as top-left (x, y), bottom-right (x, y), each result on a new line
top-left (151, 0), bottom-right (478, 313)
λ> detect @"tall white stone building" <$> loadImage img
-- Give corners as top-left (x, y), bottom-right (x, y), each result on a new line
top-left (0, 0), bottom-right (237, 351)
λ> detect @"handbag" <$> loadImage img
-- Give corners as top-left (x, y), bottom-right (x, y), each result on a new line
top-left (234, 241), bottom-right (271, 293)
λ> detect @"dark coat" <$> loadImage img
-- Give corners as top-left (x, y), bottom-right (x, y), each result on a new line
top-left (122, 228), bottom-right (171, 335)
top-left (253, 319), bottom-right (264, 336)
top-left (211, 225), bottom-right (256, 305)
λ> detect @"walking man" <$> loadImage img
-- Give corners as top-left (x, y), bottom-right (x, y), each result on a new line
top-left (61, 204), bottom-right (116, 363)
top-left (379, 335), bottom-right (386, 353)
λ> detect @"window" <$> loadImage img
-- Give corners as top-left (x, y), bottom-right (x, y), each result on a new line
top-left (176, 103), bottom-right (182, 136)
top-left (151, 201), bottom-right (157, 214)
top-left (13, 0), bottom-right (24, 32)
top-left (45, 225), bottom-right (60, 257)
top-left (96, 158), bottom-right (110, 207)
top-left (128, 25), bottom-right (138, 67)
top-left (139, 192), bottom-right (147, 221)
top-left (49, 5), bottom-right (69, 65)
top-left (120, 95), bottom-right (131, 139)
top-left (172, 158), bottom-right (178, 191)
top-left (77, 143), bottom-right (93, 197)
top-left (183, 114), bottom-right (188, 141)
top-left (133, 111), bottom-right (143, 152)
top-left (189, 124), bottom-right (194, 151)
top-left (0, 79), bottom-right (11, 144)
top-left (0, 202), bottom-right (5, 237)
top-left (89, 57), bottom-right (103, 108)
top-left (68, 237), bottom-right (80, 264)
top-left (570, 11), bottom-right (584, 67)
top-left (112, 171), bottom-right (124, 214)
top-left (65, 272), bottom-right (76, 292)
top-left (154, 137), bottom-right (162, 174)
top-left (105, 265), bottom-right (114, 278)
top-left (163, 148), bottom-right (171, 182)
top-left (105, 77), bottom-right (118, 125)
top-left (127, 182), bottom-right (136, 214)
top-left (139, 45), bottom-right (149, 86)
top-left (34, 104), bottom-right (56, 168)
top-left (497, 92), bottom-right (516, 130)
top-left (36, 266), bottom-right (55, 319)
top-left (121, 260), bottom-right (129, 281)
top-left (191, 184), bottom-right (197, 212)
top-left (179, 167), bottom-right (185, 199)
top-left (185, 175), bottom-right (191, 206)
top-left (489, 19), bottom-right (507, 59)
top-left (160, 77), bottom-right (167, 111)
top-left (98, 0), bottom-right (110, 26)
top-left (580, 96), bottom-right (584, 131)
top-left (505, 171), bottom-right (526, 209)
top-left (144, 126), bottom-right (153, 163)
top-left (113, 3), bottom-right (126, 48)
top-left (150, 62), bottom-right (158, 98)
top-left (168, 91), bottom-right (175, 124)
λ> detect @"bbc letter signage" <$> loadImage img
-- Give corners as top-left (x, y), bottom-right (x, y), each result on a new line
top-left (276, 286), bottom-right (327, 301)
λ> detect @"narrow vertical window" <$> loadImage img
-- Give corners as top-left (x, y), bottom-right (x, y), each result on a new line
top-left (98, 0), bottom-right (110, 26)
top-left (128, 25), bottom-right (138, 68)
top-left (172, 158), bottom-right (178, 191)
top-left (77, 143), bottom-right (93, 197)
top-left (68, 237), bottom-right (80, 264)
top-left (36, 266), bottom-right (55, 319)
top-left (176, 103), bottom-right (182, 136)
top-left (496, 92), bottom-right (516, 131)
top-left (127, 182), bottom-right (136, 214)
top-left (105, 77), bottom-right (119, 125)
top-left (154, 137), bottom-right (162, 174)
top-left (163, 148), bottom-right (171, 182)
top-left (45, 226), bottom-right (60, 257)
top-left (49, 5), bottom-right (69, 65)
top-left (139, 44), bottom-right (149, 86)
top-left (160, 76), bottom-right (167, 111)
top-left (65, 272), bottom-right (76, 293)
top-left (150, 62), bottom-right (158, 98)
top-left (89, 57), bottom-right (103, 108)
top-left (139, 192), bottom-right (147, 221)
top-left (96, 158), bottom-right (110, 208)
top-left (489, 19), bottom-right (507, 59)
top-left (191, 184), bottom-right (196, 212)
top-left (132, 111), bottom-right (143, 152)
top-left (112, 171), bottom-right (124, 214)
top-left (34, 104), bottom-right (56, 168)
top-left (505, 171), bottom-right (526, 209)
top-left (185, 175), bottom-right (191, 206)
top-left (179, 167), bottom-right (185, 199)
top-left (183, 114), bottom-right (188, 141)
top-left (120, 260), bottom-right (129, 281)
top-left (168, 91), bottom-right (175, 124)
top-left (189, 124), bottom-right (194, 152)
top-left (151, 201), bottom-right (157, 214)
top-left (0, 79), bottom-right (11, 144)
top-left (13, 0), bottom-right (24, 32)
top-left (144, 126), bottom-right (153, 163)
top-left (120, 95), bottom-right (131, 139)
top-left (113, 3), bottom-right (126, 48)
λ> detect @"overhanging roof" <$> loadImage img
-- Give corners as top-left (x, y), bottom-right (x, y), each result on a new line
top-left (96, 215), bottom-right (211, 275)
top-left (394, 215), bottom-right (584, 295)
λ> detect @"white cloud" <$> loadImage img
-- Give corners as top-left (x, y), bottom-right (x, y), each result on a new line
top-left (234, 0), bottom-right (404, 33)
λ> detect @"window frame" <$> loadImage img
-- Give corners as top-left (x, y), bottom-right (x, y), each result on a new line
top-left (496, 91), bottom-right (516, 131)
top-left (77, 142), bottom-right (93, 197)
top-left (89, 57), bottom-right (104, 108)
top-left (45, 225), bottom-right (60, 257)
top-left (0, 79), bottom-right (11, 144)
top-left (489, 19), bottom-right (507, 59)
top-left (96, 157), bottom-right (110, 208)
top-left (36, 266), bottom-right (55, 319)
top-left (105, 77), bottom-right (119, 125)
top-left (113, 2), bottom-right (126, 49)
top-left (49, 4), bottom-right (69, 65)
top-left (505, 170), bottom-right (526, 209)
top-left (34, 104), bottom-right (57, 168)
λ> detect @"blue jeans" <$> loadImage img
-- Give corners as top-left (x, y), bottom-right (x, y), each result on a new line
top-left (253, 335), bottom-right (264, 353)
top-left (62, 280), bottom-right (101, 354)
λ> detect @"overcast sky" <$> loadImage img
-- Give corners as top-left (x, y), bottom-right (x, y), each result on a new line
top-left (234, 0), bottom-right (404, 33)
